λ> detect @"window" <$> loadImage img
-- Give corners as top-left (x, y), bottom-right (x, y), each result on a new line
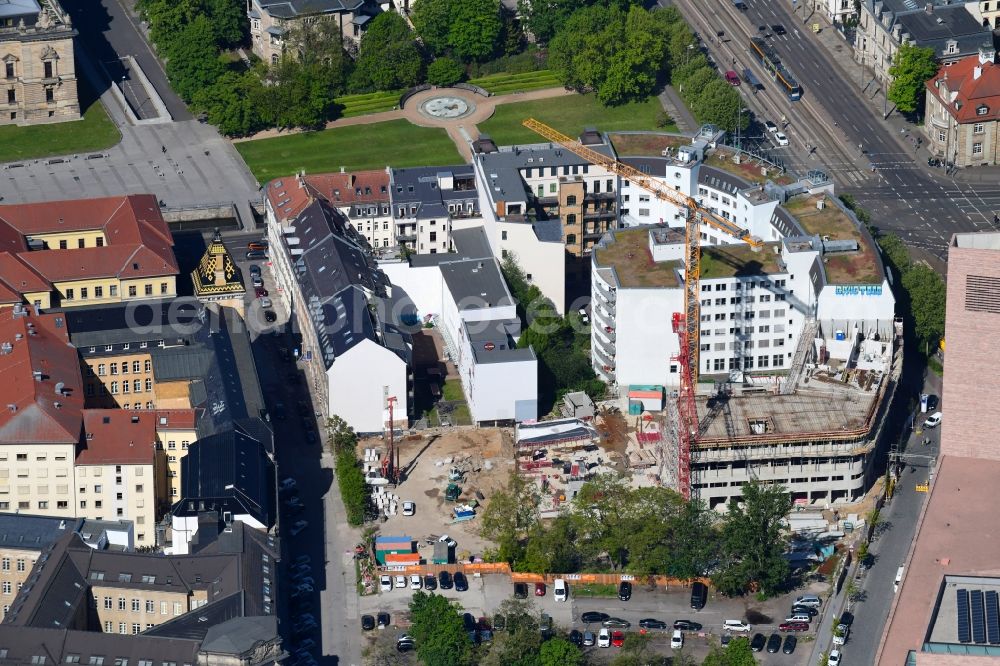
top-left (109, 284), bottom-right (116, 296)
top-left (1, 581), bottom-right (10, 594)
top-left (121, 362), bottom-right (128, 375)
top-left (128, 286), bottom-right (137, 297)
top-left (65, 656), bottom-right (81, 664)
top-left (974, 122), bottom-right (985, 134)
top-left (132, 622), bottom-right (141, 634)
top-left (566, 195), bottom-right (577, 205)
top-left (122, 382), bottom-right (129, 394)
top-left (1, 557), bottom-right (8, 571)
top-left (65, 288), bottom-right (74, 300)
top-left (146, 600), bottom-right (155, 613)
top-left (110, 363), bottom-right (118, 375)
top-left (119, 622), bottom-right (127, 634)
top-left (118, 597), bottom-right (126, 611)
top-left (104, 596), bottom-right (112, 609)
top-left (133, 361), bottom-right (141, 373)
top-left (133, 380), bottom-right (141, 393)
top-left (977, 105), bottom-right (989, 116)
top-left (565, 213), bottom-right (576, 225)
top-left (160, 282), bottom-right (168, 294)
top-left (161, 601), bottom-right (168, 615)
top-left (15, 558), bottom-right (23, 572)
top-left (110, 382), bottom-right (118, 395)
top-left (144, 360), bottom-right (151, 372)
top-left (132, 598), bottom-right (140, 612)
top-left (167, 441), bottom-right (176, 450)
top-left (173, 602), bottom-right (182, 615)
top-left (144, 284), bottom-right (153, 296)
top-left (973, 142), bottom-right (984, 155)
top-left (4, 62), bottom-right (11, 78)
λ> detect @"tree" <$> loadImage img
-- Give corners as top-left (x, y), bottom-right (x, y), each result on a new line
top-left (205, 0), bottom-right (245, 46)
top-left (164, 15), bottom-right (226, 101)
top-left (517, 0), bottom-right (588, 44)
top-left (887, 43), bottom-right (939, 114)
top-left (479, 599), bottom-right (540, 666)
top-left (427, 57), bottom-right (465, 86)
top-left (408, 592), bottom-right (473, 666)
top-left (351, 12), bottom-right (424, 91)
top-left (412, 0), bottom-right (453, 56)
top-left (690, 78), bottom-right (747, 132)
top-left (713, 480), bottom-right (791, 597)
top-left (449, 0), bottom-right (502, 61)
top-left (902, 263), bottom-right (946, 350)
top-left (539, 637), bottom-right (584, 666)
top-left (479, 472), bottom-right (540, 565)
top-left (519, 515), bottom-right (582, 573)
top-left (192, 70), bottom-right (266, 137)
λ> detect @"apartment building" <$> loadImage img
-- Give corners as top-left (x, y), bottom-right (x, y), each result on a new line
top-left (0, 0), bottom-right (80, 125)
top-left (0, 521), bottom-right (281, 663)
top-left (0, 513), bottom-right (84, 619)
top-left (924, 46), bottom-right (1000, 167)
top-left (814, 0), bottom-right (859, 25)
top-left (307, 168), bottom-right (395, 249)
top-left (155, 409), bottom-right (198, 503)
top-left (0, 194), bottom-right (179, 310)
top-left (75, 411), bottom-right (166, 547)
top-left (382, 227), bottom-right (539, 425)
top-left (965, 0), bottom-right (1000, 29)
top-left (390, 165), bottom-right (482, 255)
top-left (248, 0), bottom-right (379, 64)
top-left (264, 178), bottom-right (412, 433)
top-left (856, 0), bottom-right (992, 84)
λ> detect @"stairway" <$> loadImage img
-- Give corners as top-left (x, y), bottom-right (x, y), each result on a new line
top-left (783, 317), bottom-right (817, 395)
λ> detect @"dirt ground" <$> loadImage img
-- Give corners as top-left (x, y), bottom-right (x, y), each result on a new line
top-left (361, 428), bottom-right (514, 559)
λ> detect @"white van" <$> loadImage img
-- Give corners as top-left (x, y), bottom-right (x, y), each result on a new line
top-left (785, 613), bottom-right (811, 623)
top-left (794, 594), bottom-right (822, 608)
top-left (894, 566), bottom-right (904, 593)
top-left (723, 620), bottom-right (752, 633)
top-left (554, 578), bottom-right (568, 602)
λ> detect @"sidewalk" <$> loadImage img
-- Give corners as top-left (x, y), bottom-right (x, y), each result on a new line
top-left (658, 85), bottom-right (699, 133)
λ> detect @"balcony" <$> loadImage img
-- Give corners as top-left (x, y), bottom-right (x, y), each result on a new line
top-left (396, 232), bottom-right (416, 242)
top-left (587, 190), bottom-right (617, 201)
top-left (594, 279), bottom-right (616, 303)
top-left (594, 329), bottom-right (616, 356)
top-left (593, 344), bottom-right (616, 371)
top-left (595, 362), bottom-right (616, 382)
top-left (584, 209), bottom-right (616, 222)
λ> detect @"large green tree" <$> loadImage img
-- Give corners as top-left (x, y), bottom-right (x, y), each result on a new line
top-left (517, 0), bottom-right (588, 44)
top-left (205, 0), bottom-right (245, 46)
top-left (703, 636), bottom-right (758, 666)
top-left (351, 12), bottom-right (424, 91)
top-left (713, 480), bottom-right (791, 597)
top-left (887, 43), bottom-right (939, 114)
top-left (192, 70), bottom-right (266, 137)
top-left (902, 263), bottom-right (946, 349)
top-left (164, 15), bottom-right (225, 102)
top-left (413, 0), bottom-right (501, 61)
top-left (539, 637), bottom-right (584, 666)
top-left (479, 471), bottom-right (540, 565)
top-left (408, 592), bottom-right (473, 666)
top-left (479, 599), bottom-right (540, 666)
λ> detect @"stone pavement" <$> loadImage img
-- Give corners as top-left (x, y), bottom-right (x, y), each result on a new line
top-left (659, 85), bottom-right (699, 133)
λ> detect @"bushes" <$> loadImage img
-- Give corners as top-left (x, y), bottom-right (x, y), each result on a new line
top-left (427, 57), bottom-right (465, 86)
top-left (328, 415), bottom-right (368, 526)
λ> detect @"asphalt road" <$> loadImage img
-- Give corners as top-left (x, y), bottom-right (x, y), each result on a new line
top-left (674, 0), bottom-right (998, 261)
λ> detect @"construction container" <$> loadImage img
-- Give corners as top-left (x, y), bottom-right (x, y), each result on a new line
top-left (383, 552), bottom-right (421, 566)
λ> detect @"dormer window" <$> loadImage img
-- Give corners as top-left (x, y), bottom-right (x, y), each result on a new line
top-left (977, 104), bottom-right (989, 116)
top-left (946, 41), bottom-right (958, 55)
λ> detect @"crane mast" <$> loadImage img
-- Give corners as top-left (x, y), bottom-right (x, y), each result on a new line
top-left (521, 118), bottom-right (761, 499)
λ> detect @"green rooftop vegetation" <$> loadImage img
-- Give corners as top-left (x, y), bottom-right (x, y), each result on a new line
top-left (594, 228), bottom-right (682, 288)
top-left (784, 193), bottom-right (883, 285)
top-left (608, 132), bottom-right (691, 157)
top-left (699, 242), bottom-right (782, 280)
top-left (703, 148), bottom-right (796, 186)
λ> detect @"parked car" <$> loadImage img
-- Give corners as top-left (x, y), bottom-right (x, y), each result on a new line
top-left (513, 582), bottom-right (528, 599)
top-left (750, 633), bottom-right (766, 652)
top-left (598, 628), bottom-right (611, 648)
top-left (764, 120), bottom-right (778, 133)
top-left (462, 613), bottom-right (476, 631)
top-left (773, 131), bottom-right (790, 147)
top-left (791, 604), bottom-right (819, 617)
top-left (640, 618), bottom-right (667, 630)
top-left (671, 630), bottom-right (684, 649)
top-left (618, 580), bottom-right (632, 601)
top-left (724, 620), bottom-right (752, 633)
top-left (534, 582), bottom-right (546, 597)
top-left (438, 571), bottom-right (453, 589)
top-left (569, 629), bottom-right (583, 646)
top-left (779, 621), bottom-right (810, 632)
top-left (493, 614), bottom-right (506, 631)
top-left (260, 297), bottom-right (272, 308)
top-left (409, 574), bottom-right (422, 590)
top-left (603, 618), bottom-right (631, 629)
top-left (249, 264), bottom-right (261, 276)
top-left (393, 575), bottom-right (406, 589)
top-left (795, 595), bottom-right (822, 608)
top-left (834, 624), bottom-right (850, 645)
top-left (454, 572), bottom-right (469, 592)
top-left (691, 582), bottom-right (708, 610)
top-left (279, 477), bottom-right (297, 491)
top-left (247, 241), bottom-right (268, 252)
top-left (782, 635), bottom-right (798, 654)
top-left (674, 620), bottom-right (703, 631)
top-left (829, 649), bottom-right (842, 666)
top-left (582, 611), bottom-right (610, 624)
top-left (725, 70), bottom-right (741, 86)
top-left (255, 286), bottom-right (269, 298)
top-left (361, 615), bottom-right (375, 631)
top-left (251, 275), bottom-right (263, 288)
top-left (402, 501), bottom-right (415, 516)
top-left (785, 613), bottom-right (812, 624)
top-left (396, 635), bottom-right (415, 652)
top-left (554, 578), bottom-right (568, 602)
top-left (246, 250), bottom-right (267, 260)
top-left (924, 411), bottom-right (942, 428)
top-left (377, 612), bottom-right (390, 628)
top-left (424, 574), bottom-right (437, 591)
top-left (611, 630), bottom-right (625, 647)
top-left (583, 631), bottom-right (596, 647)
top-left (766, 633), bottom-right (782, 653)
top-left (772, 24), bottom-right (787, 35)
top-left (264, 310), bottom-right (277, 323)
top-left (539, 613), bottom-right (553, 638)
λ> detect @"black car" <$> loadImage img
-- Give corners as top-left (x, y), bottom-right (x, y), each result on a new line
top-left (791, 604), bottom-right (819, 617)
top-left (603, 617), bottom-right (630, 629)
top-left (839, 611), bottom-right (854, 627)
top-left (581, 611), bottom-right (610, 624)
top-left (673, 620), bottom-right (703, 631)
top-left (396, 635), bottom-right (415, 653)
top-left (361, 614), bottom-right (375, 631)
top-left (766, 633), bottom-right (782, 653)
top-left (454, 572), bottom-right (469, 592)
top-left (264, 310), bottom-right (277, 323)
top-left (750, 633), bottom-right (766, 652)
top-left (423, 574), bottom-right (437, 591)
top-left (513, 582), bottom-right (528, 599)
top-left (772, 24), bottom-right (787, 35)
top-left (438, 571), bottom-right (453, 589)
top-left (377, 612), bottom-right (390, 628)
top-left (639, 618), bottom-right (667, 630)
top-left (463, 613), bottom-right (476, 631)
top-left (782, 635), bottom-right (798, 654)
top-left (618, 580), bottom-right (632, 601)
top-left (690, 581), bottom-right (708, 610)
top-left (569, 629), bottom-right (583, 646)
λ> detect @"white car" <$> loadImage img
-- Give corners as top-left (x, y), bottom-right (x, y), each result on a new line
top-left (289, 520), bottom-right (308, 536)
top-left (394, 575), bottom-right (407, 588)
top-left (409, 574), bottom-right (422, 590)
top-left (773, 131), bottom-right (789, 147)
top-left (380, 575), bottom-right (392, 592)
top-left (402, 501), bottom-right (415, 516)
top-left (723, 619), bottom-right (753, 633)
top-left (598, 627), bottom-right (611, 648)
top-left (438, 534), bottom-right (457, 548)
top-left (829, 649), bottom-right (842, 666)
top-left (764, 120), bottom-right (778, 133)
top-left (671, 629), bottom-right (684, 649)
top-left (554, 578), bottom-right (568, 602)
top-left (833, 623), bottom-right (849, 645)
top-left (924, 411), bottom-right (942, 428)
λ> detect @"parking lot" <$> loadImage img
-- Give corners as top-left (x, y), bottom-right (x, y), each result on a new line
top-left (355, 572), bottom-right (832, 663)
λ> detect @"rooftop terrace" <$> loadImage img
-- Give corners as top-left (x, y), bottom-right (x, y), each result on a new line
top-left (609, 132), bottom-right (692, 157)
top-left (704, 148), bottom-right (796, 186)
top-left (784, 193), bottom-right (883, 285)
top-left (699, 241), bottom-right (782, 279)
top-left (594, 228), bottom-right (682, 289)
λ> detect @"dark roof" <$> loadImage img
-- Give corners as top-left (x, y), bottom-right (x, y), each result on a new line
top-left (63, 298), bottom-right (201, 348)
top-left (257, 0), bottom-right (365, 19)
top-left (201, 615), bottom-right (280, 654)
top-left (142, 591), bottom-right (246, 640)
top-left (0, 513), bottom-right (82, 552)
top-left (174, 430), bottom-right (276, 528)
top-left (319, 285), bottom-right (378, 361)
top-left (478, 142), bottom-right (616, 201)
top-left (440, 258), bottom-right (515, 311)
top-left (389, 165), bottom-right (480, 217)
top-left (532, 219), bottom-right (563, 243)
top-left (451, 226), bottom-right (493, 258)
top-left (466, 319), bottom-right (536, 364)
top-left (864, 0), bottom-right (992, 57)
top-left (698, 164), bottom-right (751, 195)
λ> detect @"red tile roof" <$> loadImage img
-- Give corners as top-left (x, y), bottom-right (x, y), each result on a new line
top-left (0, 195), bottom-right (178, 286)
top-left (77, 410), bottom-right (157, 466)
top-left (927, 55), bottom-right (1000, 123)
top-left (0, 309), bottom-right (84, 444)
top-left (306, 170), bottom-right (390, 205)
top-left (265, 176), bottom-right (313, 223)
top-left (153, 408), bottom-right (199, 430)
top-left (0, 252), bottom-right (51, 294)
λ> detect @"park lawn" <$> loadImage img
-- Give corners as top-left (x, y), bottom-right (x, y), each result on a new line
top-left (477, 93), bottom-right (669, 146)
top-left (469, 70), bottom-right (561, 95)
top-left (236, 119), bottom-right (463, 182)
top-left (0, 84), bottom-right (120, 162)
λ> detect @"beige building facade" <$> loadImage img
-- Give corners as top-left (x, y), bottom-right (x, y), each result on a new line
top-left (0, 0), bottom-right (79, 126)
top-left (247, 0), bottom-right (377, 65)
top-left (924, 47), bottom-right (1000, 167)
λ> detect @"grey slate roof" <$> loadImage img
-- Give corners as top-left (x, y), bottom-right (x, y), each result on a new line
top-left (864, 0), bottom-right (992, 58)
top-left (467, 319), bottom-right (536, 364)
top-left (532, 219), bottom-right (563, 243)
top-left (478, 142), bottom-right (616, 201)
top-left (256, 0), bottom-right (364, 19)
top-left (201, 615), bottom-right (279, 654)
top-left (390, 165), bottom-right (480, 218)
top-left (174, 429), bottom-right (276, 528)
top-left (441, 258), bottom-right (514, 311)
top-left (0, 513), bottom-right (82, 551)
top-left (451, 226), bottom-right (493, 259)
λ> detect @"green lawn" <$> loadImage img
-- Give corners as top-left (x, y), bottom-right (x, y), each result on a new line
top-left (442, 378), bottom-right (464, 402)
top-left (478, 94), bottom-right (667, 146)
top-left (469, 70), bottom-right (561, 95)
top-left (0, 82), bottom-right (120, 162)
top-left (236, 119), bottom-right (463, 182)
top-left (336, 90), bottom-right (401, 118)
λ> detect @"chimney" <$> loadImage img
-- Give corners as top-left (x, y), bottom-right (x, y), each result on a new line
top-left (975, 64), bottom-right (983, 80)
top-left (979, 45), bottom-right (996, 65)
